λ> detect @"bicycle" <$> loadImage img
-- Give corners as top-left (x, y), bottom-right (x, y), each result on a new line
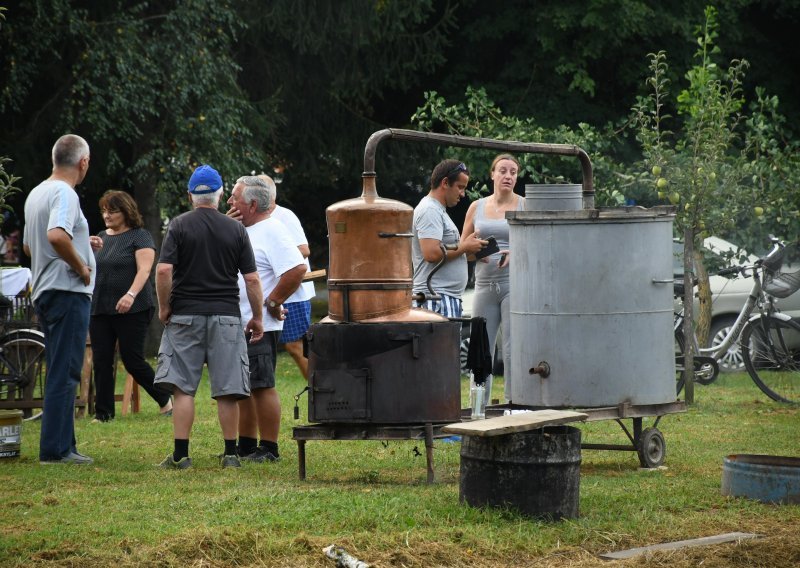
top-left (0, 294), bottom-right (47, 418)
top-left (674, 237), bottom-right (800, 404)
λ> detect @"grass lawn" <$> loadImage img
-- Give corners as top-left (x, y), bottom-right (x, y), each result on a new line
top-left (1, 358), bottom-right (798, 567)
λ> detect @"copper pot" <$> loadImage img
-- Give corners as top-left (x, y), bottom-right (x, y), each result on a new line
top-left (325, 174), bottom-right (444, 323)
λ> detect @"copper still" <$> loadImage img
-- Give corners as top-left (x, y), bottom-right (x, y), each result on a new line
top-left (308, 160), bottom-right (459, 424)
top-left (325, 173), bottom-right (445, 323)
top-left (306, 129), bottom-right (594, 425)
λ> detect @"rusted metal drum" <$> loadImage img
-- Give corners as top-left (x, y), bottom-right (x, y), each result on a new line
top-left (326, 174), bottom-right (416, 322)
top-left (459, 425), bottom-right (581, 520)
top-left (722, 454), bottom-right (800, 504)
top-left (307, 320), bottom-right (462, 423)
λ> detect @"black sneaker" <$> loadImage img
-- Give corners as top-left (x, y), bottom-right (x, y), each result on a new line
top-left (240, 446), bottom-right (280, 463)
top-left (220, 454), bottom-right (241, 468)
top-left (159, 454), bottom-right (192, 469)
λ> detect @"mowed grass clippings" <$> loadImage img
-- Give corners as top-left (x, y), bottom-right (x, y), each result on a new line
top-left (1, 357), bottom-right (798, 567)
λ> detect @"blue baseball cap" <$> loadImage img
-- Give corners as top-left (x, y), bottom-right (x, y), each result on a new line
top-left (188, 164), bottom-right (223, 194)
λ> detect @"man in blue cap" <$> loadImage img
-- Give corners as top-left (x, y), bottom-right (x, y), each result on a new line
top-left (154, 164), bottom-right (264, 469)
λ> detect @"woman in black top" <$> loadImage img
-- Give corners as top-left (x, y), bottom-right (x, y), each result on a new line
top-left (90, 191), bottom-right (172, 422)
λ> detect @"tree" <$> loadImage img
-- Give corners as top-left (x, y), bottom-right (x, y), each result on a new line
top-left (1, 0), bottom-right (268, 352)
top-left (232, 0), bottom-right (458, 261)
top-left (629, 6), bottom-right (800, 402)
top-left (411, 86), bottom-right (626, 206)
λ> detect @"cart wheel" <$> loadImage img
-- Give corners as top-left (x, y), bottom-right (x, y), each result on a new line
top-left (637, 427), bottom-right (666, 468)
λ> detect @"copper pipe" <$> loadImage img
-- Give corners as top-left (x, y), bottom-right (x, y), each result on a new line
top-left (363, 128), bottom-right (594, 208)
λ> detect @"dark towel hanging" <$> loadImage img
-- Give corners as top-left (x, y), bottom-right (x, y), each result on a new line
top-left (467, 316), bottom-right (492, 385)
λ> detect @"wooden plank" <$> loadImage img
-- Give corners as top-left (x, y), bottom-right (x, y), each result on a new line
top-left (599, 532), bottom-right (761, 560)
top-left (303, 269), bottom-right (327, 282)
top-left (442, 409), bottom-right (588, 437)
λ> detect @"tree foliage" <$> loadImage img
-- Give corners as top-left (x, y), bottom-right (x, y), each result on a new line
top-left (2, 1), bottom-right (266, 222)
top-left (232, 0), bottom-right (458, 252)
top-left (0, 157), bottom-right (20, 216)
top-left (412, 86), bottom-right (626, 206)
top-left (629, 6), bottom-right (800, 362)
top-left (631, 6), bottom-right (800, 253)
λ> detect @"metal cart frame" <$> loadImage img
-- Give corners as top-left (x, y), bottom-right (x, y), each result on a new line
top-left (481, 400), bottom-right (687, 468)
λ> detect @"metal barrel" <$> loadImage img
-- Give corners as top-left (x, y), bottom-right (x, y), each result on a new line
top-left (722, 454), bottom-right (800, 504)
top-left (525, 184), bottom-right (582, 211)
top-left (507, 207), bottom-right (676, 407)
top-left (459, 425), bottom-right (581, 520)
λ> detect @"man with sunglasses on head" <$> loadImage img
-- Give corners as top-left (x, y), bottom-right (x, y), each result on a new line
top-left (412, 159), bottom-right (486, 317)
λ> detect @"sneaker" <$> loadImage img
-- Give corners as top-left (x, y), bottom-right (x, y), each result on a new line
top-left (240, 446), bottom-right (280, 463)
top-left (158, 454), bottom-right (192, 469)
top-left (220, 454), bottom-right (241, 468)
top-left (159, 398), bottom-right (173, 417)
top-left (40, 451), bottom-right (94, 465)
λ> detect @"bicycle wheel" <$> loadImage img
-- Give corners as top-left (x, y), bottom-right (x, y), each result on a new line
top-left (741, 315), bottom-right (800, 404)
top-left (0, 330), bottom-right (46, 418)
top-left (708, 316), bottom-right (745, 373)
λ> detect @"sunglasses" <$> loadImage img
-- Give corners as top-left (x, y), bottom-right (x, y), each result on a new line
top-left (446, 162), bottom-right (469, 178)
top-left (436, 162), bottom-right (469, 187)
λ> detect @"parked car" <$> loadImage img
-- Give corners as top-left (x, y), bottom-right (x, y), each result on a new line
top-left (674, 236), bottom-right (800, 372)
top-left (461, 236), bottom-right (800, 376)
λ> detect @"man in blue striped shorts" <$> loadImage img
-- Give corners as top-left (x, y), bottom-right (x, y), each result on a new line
top-left (412, 159), bottom-right (486, 318)
top-left (264, 175), bottom-right (315, 380)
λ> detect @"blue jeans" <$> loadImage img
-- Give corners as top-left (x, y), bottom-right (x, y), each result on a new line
top-left (35, 290), bottom-right (91, 460)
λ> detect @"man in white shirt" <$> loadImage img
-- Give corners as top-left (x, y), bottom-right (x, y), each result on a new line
top-left (258, 174), bottom-right (314, 380)
top-left (228, 176), bottom-right (306, 462)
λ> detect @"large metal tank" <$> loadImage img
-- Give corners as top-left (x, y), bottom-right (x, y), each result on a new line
top-left (507, 207), bottom-right (676, 407)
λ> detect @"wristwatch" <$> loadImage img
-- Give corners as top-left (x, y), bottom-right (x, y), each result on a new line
top-left (267, 299), bottom-right (278, 308)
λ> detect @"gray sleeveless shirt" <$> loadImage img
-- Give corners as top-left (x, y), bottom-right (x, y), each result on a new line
top-left (473, 195), bottom-right (523, 285)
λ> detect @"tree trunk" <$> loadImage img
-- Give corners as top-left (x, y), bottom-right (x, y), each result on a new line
top-left (133, 169), bottom-right (165, 358)
top-left (694, 247), bottom-right (712, 348)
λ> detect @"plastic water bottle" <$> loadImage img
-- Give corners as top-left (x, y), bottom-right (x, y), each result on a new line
top-left (470, 373), bottom-right (493, 420)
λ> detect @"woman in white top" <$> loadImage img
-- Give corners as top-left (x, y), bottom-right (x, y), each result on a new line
top-left (461, 154), bottom-right (522, 401)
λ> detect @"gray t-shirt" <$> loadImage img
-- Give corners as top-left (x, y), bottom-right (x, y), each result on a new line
top-left (23, 179), bottom-right (96, 302)
top-left (412, 195), bottom-right (467, 298)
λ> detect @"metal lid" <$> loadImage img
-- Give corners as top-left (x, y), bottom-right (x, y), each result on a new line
top-left (508, 205), bottom-right (676, 224)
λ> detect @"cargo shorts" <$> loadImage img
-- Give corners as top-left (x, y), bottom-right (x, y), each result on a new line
top-left (154, 314), bottom-right (250, 399)
top-left (247, 330), bottom-right (279, 390)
